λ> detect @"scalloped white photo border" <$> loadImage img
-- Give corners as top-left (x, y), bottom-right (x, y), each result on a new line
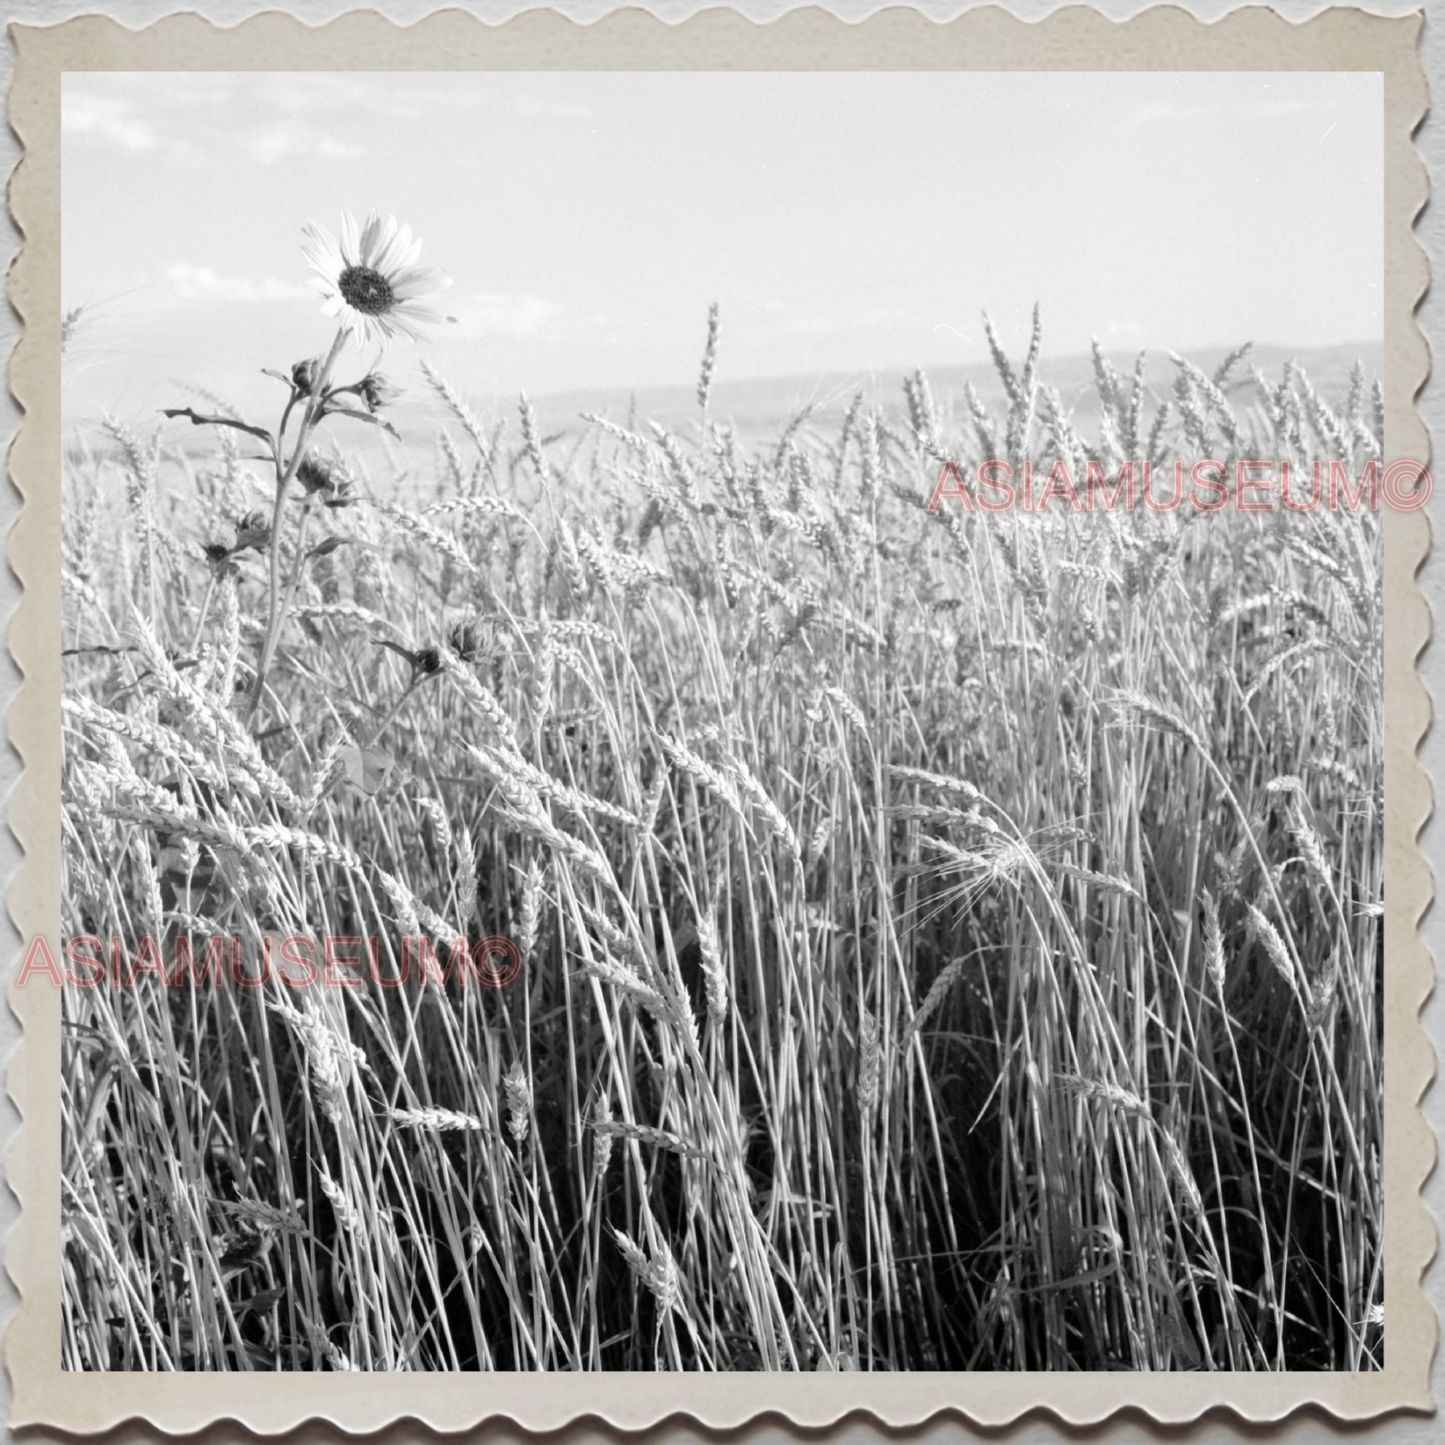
top-left (4, 5), bottom-right (1433, 1433)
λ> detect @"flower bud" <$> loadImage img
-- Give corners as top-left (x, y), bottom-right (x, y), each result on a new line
top-left (235, 510), bottom-right (271, 551)
top-left (448, 617), bottom-right (490, 664)
top-left (356, 371), bottom-right (401, 414)
top-left (291, 357), bottom-right (321, 395)
top-left (322, 475), bottom-right (357, 510)
top-left (295, 453), bottom-right (334, 495)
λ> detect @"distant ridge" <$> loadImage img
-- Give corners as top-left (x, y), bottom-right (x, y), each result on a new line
top-left (509, 340), bottom-right (1385, 446)
top-left (127, 339), bottom-right (1385, 470)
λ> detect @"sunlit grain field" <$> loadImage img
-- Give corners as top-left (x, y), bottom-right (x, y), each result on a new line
top-left (60, 313), bottom-right (1383, 1372)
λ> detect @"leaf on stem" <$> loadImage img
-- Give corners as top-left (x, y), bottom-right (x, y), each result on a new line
top-left (319, 404), bottom-right (400, 439)
top-left (378, 638), bottom-right (443, 677)
top-left (160, 407), bottom-right (274, 446)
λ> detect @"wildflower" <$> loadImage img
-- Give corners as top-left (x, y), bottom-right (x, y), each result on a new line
top-left (302, 209), bottom-right (453, 347)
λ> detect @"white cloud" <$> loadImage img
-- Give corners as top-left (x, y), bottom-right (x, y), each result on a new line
top-left (452, 294), bottom-right (609, 342)
top-left (1123, 96), bottom-right (1317, 131)
top-left (166, 263), bottom-right (311, 303)
top-left (247, 74), bottom-right (594, 124)
top-left (62, 94), bottom-right (156, 153)
top-left (248, 122), bottom-right (364, 165)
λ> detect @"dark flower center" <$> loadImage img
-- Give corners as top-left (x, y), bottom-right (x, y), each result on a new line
top-left (338, 265), bottom-right (395, 316)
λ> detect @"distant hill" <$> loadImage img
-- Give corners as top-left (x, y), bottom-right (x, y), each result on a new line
top-left (507, 340), bottom-right (1384, 449)
top-left (100, 340), bottom-right (1385, 496)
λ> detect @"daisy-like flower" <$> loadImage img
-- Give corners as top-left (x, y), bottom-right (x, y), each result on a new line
top-left (302, 209), bottom-right (453, 347)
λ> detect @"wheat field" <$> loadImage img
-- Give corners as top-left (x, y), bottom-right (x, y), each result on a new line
top-left (59, 312), bottom-right (1383, 1371)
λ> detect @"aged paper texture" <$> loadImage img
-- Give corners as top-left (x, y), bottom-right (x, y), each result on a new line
top-left (5, 3), bottom-right (1433, 1434)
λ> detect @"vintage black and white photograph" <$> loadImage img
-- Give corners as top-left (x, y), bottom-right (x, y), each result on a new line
top-left (56, 67), bottom-right (1386, 1373)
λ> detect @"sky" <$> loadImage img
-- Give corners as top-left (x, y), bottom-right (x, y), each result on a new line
top-left (60, 71), bottom-right (1382, 426)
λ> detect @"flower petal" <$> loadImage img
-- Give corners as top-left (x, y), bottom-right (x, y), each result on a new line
top-left (393, 300), bottom-right (452, 325)
top-left (388, 266), bottom-right (451, 299)
top-left (372, 221), bottom-right (415, 277)
top-left (359, 211), bottom-right (391, 267)
top-left (339, 210), bottom-right (362, 263)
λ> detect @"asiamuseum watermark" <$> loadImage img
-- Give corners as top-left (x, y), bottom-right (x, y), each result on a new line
top-left (18, 933), bottom-right (523, 989)
top-left (926, 456), bottom-right (1432, 512)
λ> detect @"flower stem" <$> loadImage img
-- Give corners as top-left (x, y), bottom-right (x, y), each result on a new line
top-left (246, 327), bottom-right (347, 725)
top-left (366, 674), bottom-right (420, 749)
top-left (190, 572), bottom-right (218, 654)
top-left (278, 498), bottom-right (316, 636)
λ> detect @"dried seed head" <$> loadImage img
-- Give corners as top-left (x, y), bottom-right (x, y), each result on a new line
top-left (613, 1228), bottom-right (679, 1314)
top-left (592, 1092), bottom-right (614, 1180)
top-left (697, 301), bottom-right (720, 412)
top-left (857, 1007), bottom-right (880, 1114)
top-left (908, 957), bottom-right (966, 1041)
top-left (325, 1343), bottom-right (356, 1372)
top-left (317, 1168), bottom-right (360, 1234)
top-left (1245, 903), bottom-right (1295, 991)
top-left (503, 1060), bottom-right (531, 1145)
top-left (271, 998), bottom-right (364, 1127)
top-left (861, 413), bottom-right (881, 505)
top-left (648, 1241), bottom-right (680, 1314)
top-left (807, 813), bottom-right (836, 868)
top-left (1060, 1073), bottom-right (1152, 1119)
top-left (529, 636), bottom-right (555, 729)
top-left (1290, 817), bottom-right (1332, 891)
top-left (697, 910), bottom-right (728, 1026)
top-left (517, 859), bottom-right (545, 958)
top-left (519, 393), bottom-right (547, 478)
top-left (1307, 957), bottom-right (1338, 1031)
top-left (455, 822), bottom-right (478, 928)
top-left (389, 1106), bottom-right (484, 1132)
top-left (1200, 887), bottom-right (1226, 992)
top-left (613, 1227), bottom-right (648, 1277)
